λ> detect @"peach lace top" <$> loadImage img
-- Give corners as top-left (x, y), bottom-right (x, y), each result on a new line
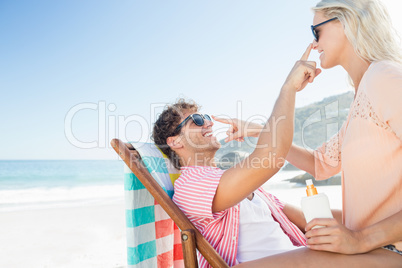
top-left (313, 60), bottom-right (402, 250)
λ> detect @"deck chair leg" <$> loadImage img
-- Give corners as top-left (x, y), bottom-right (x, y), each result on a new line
top-left (181, 229), bottom-right (198, 268)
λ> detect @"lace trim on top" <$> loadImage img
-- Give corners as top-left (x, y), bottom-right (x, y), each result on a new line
top-left (324, 132), bottom-right (342, 163)
top-left (322, 87), bottom-right (392, 164)
top-left (350, 89), bottom-right (392, 132)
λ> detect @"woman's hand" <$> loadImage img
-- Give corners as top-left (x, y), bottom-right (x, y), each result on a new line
top-left (284, 43), bottom-right (322, 92)
top-left (305, 218), bottom-right (367, 254)
top-left (212, 116), bottom-right (264, 143)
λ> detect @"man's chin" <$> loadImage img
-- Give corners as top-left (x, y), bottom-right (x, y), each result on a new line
top-left (211, 138), bottom-right (221, 149)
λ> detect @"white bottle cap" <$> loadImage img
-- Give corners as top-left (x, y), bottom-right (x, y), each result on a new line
top-left (306, 179), bottom-right (313, 186)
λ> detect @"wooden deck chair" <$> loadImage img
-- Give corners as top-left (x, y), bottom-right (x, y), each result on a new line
top-left (111, 139), bottom-right (229, 268)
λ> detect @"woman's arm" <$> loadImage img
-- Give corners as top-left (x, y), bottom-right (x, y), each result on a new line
top-left (331, 209), bottom-right (342, 223)
top-left (286, 144), bottom-right (316, 177)
top-left (360, 210), bottom-right (402, 252)
top-left (212, 121), bottom-right (317, 176)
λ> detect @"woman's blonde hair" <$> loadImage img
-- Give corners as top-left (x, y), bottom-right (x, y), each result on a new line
top-left (313, 0), bottom-right (402, 64)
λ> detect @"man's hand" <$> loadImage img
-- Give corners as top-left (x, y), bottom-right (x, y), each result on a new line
top-left (284, 43), bottom-right (322, 92)
top-left (212, 116), bottom-right (264, 143)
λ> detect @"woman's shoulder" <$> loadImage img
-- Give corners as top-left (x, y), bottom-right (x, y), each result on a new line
top-left (361, 60), bottom-right (402, 123)
top-left (363, 60), bottom-right (402, 95)
top-left (366, 60), bottom-right (402, 79)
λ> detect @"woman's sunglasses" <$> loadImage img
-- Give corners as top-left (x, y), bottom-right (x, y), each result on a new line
top-left (174, 114), bottom-right (212, 133)
top-left (311, 17), bottom-right (337, 42)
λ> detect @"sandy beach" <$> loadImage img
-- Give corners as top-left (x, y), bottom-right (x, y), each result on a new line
top-left (267, 185), bottom-right (343, 210)
top-left (0, 183), bottom-right (341, 268)
top-left (0, 200), bottom-right (127, 268)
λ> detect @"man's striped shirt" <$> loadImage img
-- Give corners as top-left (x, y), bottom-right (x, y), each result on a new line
top-left (172, 166), bottom-right (307, 267)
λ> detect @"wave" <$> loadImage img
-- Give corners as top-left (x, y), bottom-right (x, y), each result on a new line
top-left (0, 184), bottom-right (124, 212)
top-left (263, 170), bottom-right (307, 189)
top-left (0, 170), bottom-right (312, 212)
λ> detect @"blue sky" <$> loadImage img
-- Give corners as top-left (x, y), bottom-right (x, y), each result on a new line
top-left (1, 0), bottom-right (401, 160)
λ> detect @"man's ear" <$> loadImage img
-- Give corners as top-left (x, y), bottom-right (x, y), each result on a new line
top-left (167, 135), bottom-right (183, 149)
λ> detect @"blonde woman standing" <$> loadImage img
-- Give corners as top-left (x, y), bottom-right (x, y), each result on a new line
top-left (225, 0), bottom-right (402, 266)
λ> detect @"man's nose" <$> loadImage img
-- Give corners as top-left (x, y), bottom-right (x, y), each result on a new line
top-left (206, 118), bottom-right (214, 127)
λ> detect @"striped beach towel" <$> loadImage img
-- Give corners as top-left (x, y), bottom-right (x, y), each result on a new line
top-left (124, 142), bottom-right (184, 267)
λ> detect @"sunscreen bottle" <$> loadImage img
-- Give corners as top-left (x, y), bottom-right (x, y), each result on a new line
top-left (301, 179), bottom-right (333, 228)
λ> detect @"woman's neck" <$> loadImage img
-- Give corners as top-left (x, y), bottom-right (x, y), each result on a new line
top-left (341, 54), bottom-right (371, 93)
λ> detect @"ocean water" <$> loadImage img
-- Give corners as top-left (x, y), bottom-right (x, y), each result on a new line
top-left (0, 160), bottom-right (125, 212)
top-left (0, 160), bottom-right (342, 212)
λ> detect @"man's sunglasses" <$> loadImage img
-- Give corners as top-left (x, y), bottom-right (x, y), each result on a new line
top-left (174, 114), bottom-right (212, 134)
top-left (311, 17), bottom-right (337, 42)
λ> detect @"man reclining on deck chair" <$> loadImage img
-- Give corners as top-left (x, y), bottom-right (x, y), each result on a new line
top-left (152, 96), bottom-right (310, 267)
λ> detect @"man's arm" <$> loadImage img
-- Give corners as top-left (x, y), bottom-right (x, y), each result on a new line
top-left (212, 44), bottom-right (322, 212)
top-left (280, 205), bottom-right (343, 234)
top-left (282, 204), bottom-right (307, 233)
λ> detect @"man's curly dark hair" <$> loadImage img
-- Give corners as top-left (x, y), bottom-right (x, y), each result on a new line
top-left (152, 99), bottom-right (199, 169)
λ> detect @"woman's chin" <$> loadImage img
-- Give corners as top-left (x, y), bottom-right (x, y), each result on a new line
top-left (319, 59), bottom-right (331, 69)
top-left (319, 56), bottom-right (337, 69)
